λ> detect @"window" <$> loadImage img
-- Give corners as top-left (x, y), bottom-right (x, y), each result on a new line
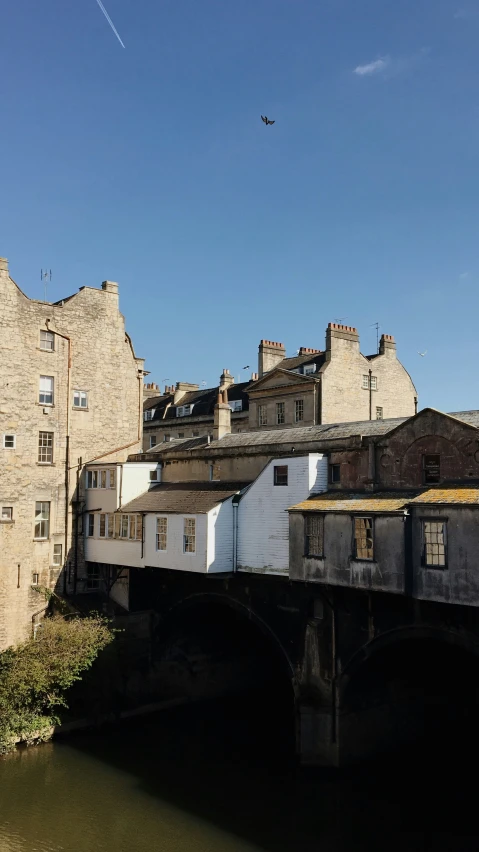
top-left (303, 364), bottom-right (316, 375)
top-left (376, 407), bottom-right (383, 420)
top-left (230, 399), bottom-right (243, 412)
top-left (329, 464), bottom-right (341, 484)
top-left (423, 454), bottom-right (440, 484)
top-left (193, 431), bottom-right (200, 437)
top-left (178, 432), bottom-right (184, 439)
top-left (34, 502), bottom-right (50, 540)
top-left (150, 469), bottom-right (159, 482)
top-left (99, 514), bottom-right (106, 537)
top-left (362, 375), bottom-right (377, 390)
top-left (353, 517), bottom-right (374, 560)
top-left (156, 517), bottom-right (167, 551)
top-left (32, 573), bottom-right (39, 585)
top-left (422, 521), bottom-right (447, 568)
top-left (38, 431), bottom-right (53, 463)
top-left (183, 517), bottom-right (196, 553)
top-left (177, 405), bottom-right (193, 417)
top-left (99, 513), bottom-right (114, 538)
top-left (87, 564), bottom-right (100, 590)
top-left (144, 409), bottom-right (155, 421)
top-left (73, 390), bottom-right (88, 409)
top-left (164, 434), bottom-right (171, 442)
top-left (1, 507), bottom-right (13, 521)
top-left (3, 434), bottom-right (15, 449)
top-left (53, 544), bottom-right (62, 566)
top-left (274, 465), bottom-right (288, 486)
top-left (305, 515), bottom-right (324, 557)
top-left (115, 514), bottom-right (142, 541)
top-left (40, 330), bottom-right (54, 351)
top-left (149, 436), bottom-right (157, 448)
top-left (258, 404), bottom-right (267, 426)
top-left (294, 399), bottom-right (304, 423)
top-left (39, 375), bottom-right (54, 405)
top-left (276, 402), bottom-right (285, 425)
top-left (86, 469), bottom-right (116, 489)
top-left (86, 513), bottom-right (95, 537)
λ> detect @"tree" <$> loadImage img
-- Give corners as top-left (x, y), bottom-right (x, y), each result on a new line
top-left (0, 615), bottom-right (113, 753)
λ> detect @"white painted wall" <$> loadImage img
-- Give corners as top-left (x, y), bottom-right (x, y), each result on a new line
top-left (207, 498), bottom-right (234, 573)
top-left (237, 454), bottom-right (327, 576)
top-left (84, 462), bottom-right (159, 513)
top-left (85, 535), bottom-right (143, 569)
top-left (85, 464), bottom-right (120, 513)
top-left (121, 463), bottom-right (160, 506)
top-left (143, 513), bottom-right (208, 573)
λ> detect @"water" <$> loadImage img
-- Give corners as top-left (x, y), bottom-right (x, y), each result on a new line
top-left (0, 695), bottom-right (477, 852)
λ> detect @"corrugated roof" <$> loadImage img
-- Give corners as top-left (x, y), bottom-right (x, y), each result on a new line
top-left (409, 487), bottom-right (479, 505)
top-left (289, 492), bottom-right (418, 513)
top-left (120, 481), bottom-right (251, 514)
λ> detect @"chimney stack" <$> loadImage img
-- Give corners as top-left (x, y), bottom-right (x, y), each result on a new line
top-left (298, 347), bottom-right (321, 356)
top-left (219, 368), bottom-right (234, 391)
top-left (379, 334), bottom-right (396, 358)
top-left (213, 383), bottom-right (231, 441)
top-left (0, 257), bottom-right (8, 274)
top-left (258, 339), bottom-right (286, 377)
top-left (143, 382), bottom-right (160, 400)
top-left (325, 323), bottom-right (359, 361)
top-left (102, 280), bottom-right (119, 295)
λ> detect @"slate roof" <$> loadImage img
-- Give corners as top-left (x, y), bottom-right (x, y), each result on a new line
top-left (279, 352), bottom-right (326, 373)
top-left (207, 416), bottom-right (409, 449)
top-left (120, 481), bottom-right (251, 514)
top-left (144, 382), bottom-right (250, 422)
top-left (144, 395), bottom-right (163, 412)
top-left (289, 492), bottom-right (419, 514)
top-left (148, 436), bottom-right (210, 454)
top-left (448, 411), bottom-right (479, 428)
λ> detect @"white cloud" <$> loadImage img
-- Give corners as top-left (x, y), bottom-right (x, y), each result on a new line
top-left (354, 57), bottom-right (390, 76)
top-left (459, 271), bottom-right (470, 279)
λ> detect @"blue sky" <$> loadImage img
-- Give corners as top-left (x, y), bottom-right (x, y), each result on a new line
top-left (1, 0), bottom-right (478, 411)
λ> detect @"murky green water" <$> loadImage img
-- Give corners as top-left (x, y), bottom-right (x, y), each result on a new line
top-left (0, 696), bottom-right (477, 852)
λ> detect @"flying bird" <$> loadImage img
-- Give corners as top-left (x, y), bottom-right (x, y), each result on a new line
top-left (261, 115), bottom-right (275, 125)
top-left (94, 0), bottom-right (125, 48)
top-left (418, 350), bottom-right (427, 357)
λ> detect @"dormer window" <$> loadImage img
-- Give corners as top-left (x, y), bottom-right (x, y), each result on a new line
top-left (229, 400), bottom-right (242, 412)
top-left (303, 364), bottom-right (316, 375)
top-left (144, 409), bottom-right (156, 421)
top-left (177, 404), bottom-right (194, 417)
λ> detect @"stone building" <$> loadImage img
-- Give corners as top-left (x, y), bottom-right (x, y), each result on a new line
top-left (247, 324), bottom-right (417, 430)
top-left (0, 257), bottom-right (144, 649)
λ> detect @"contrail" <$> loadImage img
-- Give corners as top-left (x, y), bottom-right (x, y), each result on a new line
top-left (94, 0), bottom-right (125, 48)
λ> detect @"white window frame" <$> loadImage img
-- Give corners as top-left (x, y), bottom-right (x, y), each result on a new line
top-left (156, 516), bottom-right (168, 551)
top-left (32, 573), bottom-right (40, 585)
top-left (115, 513), bottom-right (143, 541)
top-left (362, 375), bottom-right (369, 389)
top-left (294, 399), bottom-right (304, 423)
top-left (376, 407), bottom-right (383, 420)
top-left (38, 431), bottom-right (54, 464)
top-left (303, 364), bottom-right (315, 375)
top-left (183, 517), bottom-right (196, 553)
top-left (276, 402), bottom-right (285, 425)
top-left (422, 520), bottom-right (447, 568)
top-left (177, 404), bottom-right (193, 417)
top-left (40, 330), bottom-right (55, 351)
top-left (73, 390), bottom-right (88, 409)
top-left (149, 436), bottom-right (157, 448)
top-left (39, 375), bottom-right (54, 405)
top-left (86, 513), bottom-right (95, 537)
top-left (34, 502), bottom-right (51, 540)
top-left (3, 434), bottom-right (16, 449)
top-left (229, 399), bottom-right (242, 412)
top-left (86, 469), bottom-right (116, 489)
top-left (1, 507), bottom-right (13, 521)
top-left (144, 409), bottom-right (155, 421)
top-left (150, 469), bottom-right (159, 482)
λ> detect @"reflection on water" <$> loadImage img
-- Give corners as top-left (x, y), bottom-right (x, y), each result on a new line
top-left (0, 693), bottom-right (478, 852)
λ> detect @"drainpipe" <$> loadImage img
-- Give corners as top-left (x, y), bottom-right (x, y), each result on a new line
top-left (368, 368), bottom-right (373, 421)
top-left (233, 498), bottom-right (239, 571)
top-left (45, 320), bottom-right (71, 582)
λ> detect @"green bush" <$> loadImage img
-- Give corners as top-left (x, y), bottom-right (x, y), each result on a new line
top-left (0, 615), bottom-right (113, 753)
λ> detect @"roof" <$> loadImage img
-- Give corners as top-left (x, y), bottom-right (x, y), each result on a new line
top-left (144, 395), bottom-right (163, 411)
top-left (409, 487), bottom-right (479, 506)
top-left (148, 436), bottom-right (210, 454)
top-left (447, 410), bottom-right (479, 429)
top-left (144, 382), bottom-right (250, 422)
top-left (120, 481), bottom-right (251, 514)
top-left (289, 492), bottom-right (418, 514)
top-left (208, 416), bottom-right (409, 450)
top-left (280, 352), bottom-right (326, 373)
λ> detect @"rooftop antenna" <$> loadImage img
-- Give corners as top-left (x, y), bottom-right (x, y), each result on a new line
top-left (332, 317), bottom-right (347, 324)
top-left (41, 269), bottom-right (52, 302)
top-left (370, 322), bottom-right (380, 354)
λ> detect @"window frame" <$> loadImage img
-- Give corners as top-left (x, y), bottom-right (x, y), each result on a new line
top-left (276, 402), bottom-right (285, 425)
top-left (40, 330), bottom-right (55, 351)
top-left (258, 404), bottom-right (267, 426)
top-left (230, 399), bottom-right (243, 412)
top-left (87, 563), bottom-right (101, 590)
top-left (305, 514), bottom-right (324, 558)
top-left (86, 469), bottom-right (116, 489)
top-left (352, 516), bottom-right (374, 561)
top-left (38, 431), bottom-right (54, 464)
top-left (294, 399), bottom-right (304, 423)
top-left (34, 501), bottom-right (51, 540)
top-left (39, 375), bottom-right (54, 405)
top-left (149, 436), bottom-right (157, 449)
top-left (183, 517), bottom-right (196, 553)
top-left (156, 516), bottom-right (168, 551)
top-left (73, 390), bottom-right (88, 409)
top-left (423, 453), bottom-right (441, 485)
top-left (273, 465), bottom-right (288, 486)
top-left (1, 507), bottom-right (13, 521)
top-left (376, 407), bottom-right (383, 421)
top-left (329, 463), bottom-right (341, 484)
top-left (86, 513), bottom-right (95, 538)
top-left (150, 469), bottom-right (159, 482)
top-left (421, 519), bottom-right (447, 569)
top-left (52, 543), bottom-right (63, 566)
top-left (3, 434), bottom-right (16, 449)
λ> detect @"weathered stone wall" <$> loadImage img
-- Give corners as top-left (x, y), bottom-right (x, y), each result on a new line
top-left (0, 259), bottom-right (143, 649)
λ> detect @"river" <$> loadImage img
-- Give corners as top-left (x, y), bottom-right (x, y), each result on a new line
top-left (0, 694), bottom-right (477, 852)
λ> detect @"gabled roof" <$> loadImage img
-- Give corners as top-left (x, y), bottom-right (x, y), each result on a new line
top-left (120, 481), bottom-right (251, 514)
top-left (247, 368), bottom-right (319, 392)
top-left (279, 352), bottom-right (326, 373)
top-left (376, 408), bottom-right (479, 443)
